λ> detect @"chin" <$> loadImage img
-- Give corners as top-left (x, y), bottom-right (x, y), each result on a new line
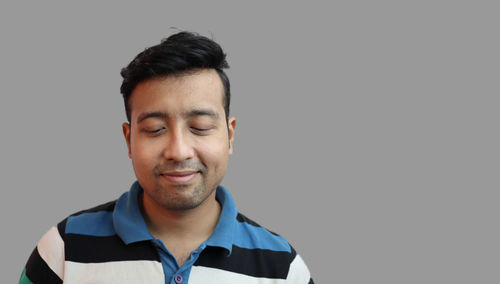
top-left (155, 186), bottom-right (212, 210)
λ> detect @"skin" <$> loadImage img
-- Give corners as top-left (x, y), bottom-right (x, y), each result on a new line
top-left (122, 69), bottom-right (236, 266)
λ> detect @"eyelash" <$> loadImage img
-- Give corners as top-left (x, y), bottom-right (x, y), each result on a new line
top-left (148, 128), bottom-right (165, 134)
top-left (144, 127), bottom-right (211, 135)
top-left (191, 127), bottom-right (210, 132)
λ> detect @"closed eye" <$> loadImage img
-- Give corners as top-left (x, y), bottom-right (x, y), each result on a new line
top-left (191, 127), bottom-right (212, 134)
top-left (146, 127), bottom-right (166, 135)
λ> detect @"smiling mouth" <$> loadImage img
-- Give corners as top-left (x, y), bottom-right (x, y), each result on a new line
top-left (160, 171), bottom-right (200, 184)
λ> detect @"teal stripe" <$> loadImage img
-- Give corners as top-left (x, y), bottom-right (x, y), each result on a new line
top-left (66, 211), bottom-right (115, 236)
top-left (233, 221), bottom-right (291, 252)
top-left (19, 268), bottom-right (34, 284)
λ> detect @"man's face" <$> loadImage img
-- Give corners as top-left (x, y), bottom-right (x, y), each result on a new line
top-left (122, 69), bottom-right (235, 211)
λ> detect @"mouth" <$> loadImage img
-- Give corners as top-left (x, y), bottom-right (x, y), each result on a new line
top-left (159, 170), bottom-right (200, 184)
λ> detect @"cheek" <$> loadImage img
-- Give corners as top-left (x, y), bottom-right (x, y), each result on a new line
top-left (130, 138), bottom-right (160, 168)
top-left (197, 139), bottom-right (230, 168)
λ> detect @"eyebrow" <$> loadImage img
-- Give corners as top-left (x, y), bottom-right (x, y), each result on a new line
top-left (136, 108), bottom-right (219, 124)
top-left (185, 109), bottom-right (219, 120)
top-left (136, 111), bottom-right (168, 123)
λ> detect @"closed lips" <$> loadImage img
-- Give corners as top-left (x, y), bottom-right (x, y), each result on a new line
top-left (160, 171), bottom-right (199, 183)
top-left (161, 171), bottom-right (198, 176)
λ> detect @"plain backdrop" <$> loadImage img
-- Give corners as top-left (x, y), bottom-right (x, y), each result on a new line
top-left (1, 1), bottom-right (499, 283)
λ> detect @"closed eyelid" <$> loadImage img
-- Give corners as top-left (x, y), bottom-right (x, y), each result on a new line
top-left (191, 126), bottom-right (212, 131)
top-left (142, 127), bottom-right (165, 133)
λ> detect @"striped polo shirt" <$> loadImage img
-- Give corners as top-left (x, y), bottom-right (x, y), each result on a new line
top-left (20, 182), bottom-right (313, 283)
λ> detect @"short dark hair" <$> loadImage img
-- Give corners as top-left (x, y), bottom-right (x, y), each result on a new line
top-left (120, 31), bottom-right (230, 122)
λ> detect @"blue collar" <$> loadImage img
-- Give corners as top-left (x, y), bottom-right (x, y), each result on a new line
top-left (113, 181), bottom-right (237, 254)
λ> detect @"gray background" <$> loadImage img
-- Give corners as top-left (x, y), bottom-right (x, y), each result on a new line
top-left (1, 1), bottom-right (499, 283)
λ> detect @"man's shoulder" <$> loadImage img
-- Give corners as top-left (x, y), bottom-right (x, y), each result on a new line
top-left (194, 212), bottom-right (314, 283)
top-left (56, 199), bottom-right (118, 238)
top-left (233, 212), bottom-right (292, 253)
top-left (68, 200), bottom-right (118, 217)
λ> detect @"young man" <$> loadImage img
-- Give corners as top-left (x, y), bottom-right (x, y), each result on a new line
top-left (20, 31), bottom-right (313, 283)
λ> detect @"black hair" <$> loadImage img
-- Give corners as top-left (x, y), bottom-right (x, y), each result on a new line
top-left (120, 31), bottom-right (230, 122)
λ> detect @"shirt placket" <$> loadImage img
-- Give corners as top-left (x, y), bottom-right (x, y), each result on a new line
top-left (152, 239), bottom-right (206, 284)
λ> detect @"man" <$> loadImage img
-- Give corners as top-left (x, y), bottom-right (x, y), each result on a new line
top-left (20, 31), bottom-right (313, 283)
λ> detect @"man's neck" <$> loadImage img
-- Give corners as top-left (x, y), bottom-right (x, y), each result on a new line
top-left (139, 190), bottom-right (222, 265)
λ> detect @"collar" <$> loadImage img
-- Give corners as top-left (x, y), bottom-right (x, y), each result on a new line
top-left (113, 181), bottom-right (237, 254)
top-left (113, 181), bottom-right (153, 244)
top-left (204, 185), bottom-right (237, 254)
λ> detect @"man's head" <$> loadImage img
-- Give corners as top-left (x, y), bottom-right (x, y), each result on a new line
top-left (120, 31), bottom-right (231, 123)
top-left (120, 32), bottom-right (235, 212)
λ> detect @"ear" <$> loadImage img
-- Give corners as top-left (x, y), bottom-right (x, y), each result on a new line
top-left (122, 122), bottom-right (132, 158)
top-left (227, 117), bottom-right (236, 155)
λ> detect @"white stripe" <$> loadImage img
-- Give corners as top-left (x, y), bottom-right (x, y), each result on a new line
top-left (190, 266), bottom-right (287, 284)
top-left (63, 260), bottom-right (164, 284)
top-left (37, 226), bottom-right (65, 279)
top-left (286, 254), bottom-right (311, 283)
top-left (190, 254), bottom-right (312, 283)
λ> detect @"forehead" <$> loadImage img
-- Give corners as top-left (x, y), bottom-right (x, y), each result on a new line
top-left (129, 69), bottom-right (225, 121)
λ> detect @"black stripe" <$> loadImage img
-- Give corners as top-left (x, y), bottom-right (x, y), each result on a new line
top-left (236, 213), bottom-right (280, 236)
top-left (236, 213), bottom-right (262, 227)
top-left (57, 219), bottom-right (67, 240)
top-left (25, 247), bottom-right (63, 284)
top-left (65, 234), bottom-right (160, 263)
top-left (194, 245), bottom-right (295, 279)
top-left (290, 245), bottom-right (298, 260)
top-left (308, 277), bottom-right (315, 284)
top-left (70, 200), bottom-right (116, 217)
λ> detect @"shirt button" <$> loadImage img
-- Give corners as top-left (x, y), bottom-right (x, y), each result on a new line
top-left (174, 275), bottom-right (183, 284)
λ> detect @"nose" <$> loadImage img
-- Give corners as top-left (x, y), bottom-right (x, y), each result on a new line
top-left (162, 128), bottom-right (194, 162)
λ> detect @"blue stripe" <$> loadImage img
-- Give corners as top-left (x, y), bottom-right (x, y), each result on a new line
top-left (66, 211), bottom-right (115, 236)
top-left (233, 221), bottom-right (291, 252)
